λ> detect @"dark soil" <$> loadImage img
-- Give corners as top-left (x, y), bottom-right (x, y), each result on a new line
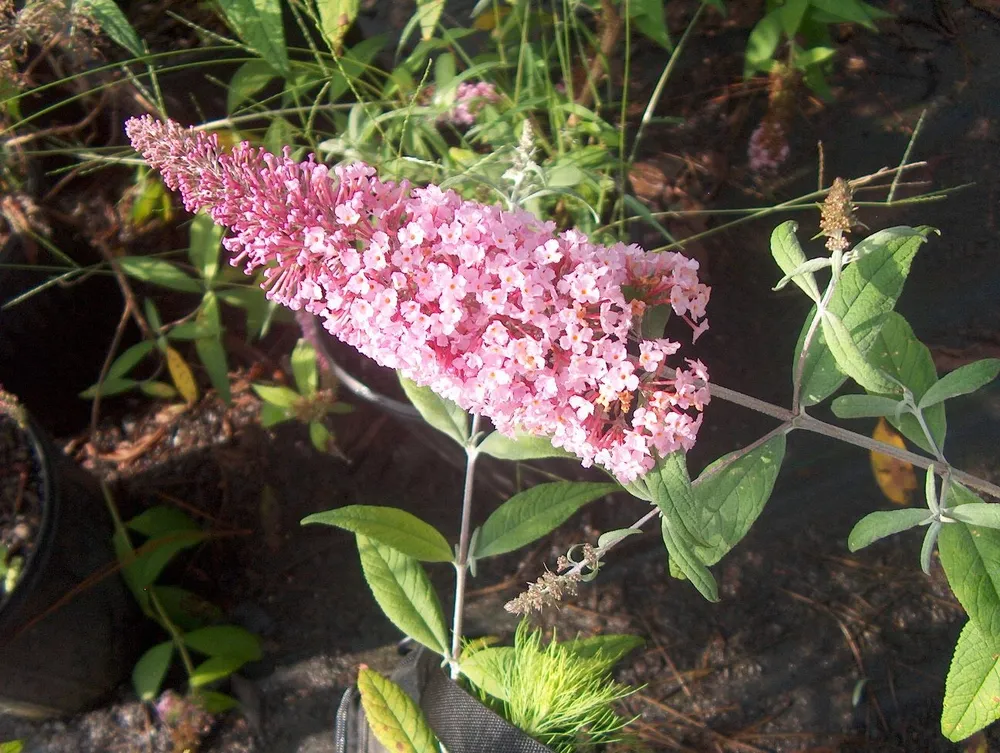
top-left (2, 0), bottom-right (1000, 751)
top-left (0, 413), bottom-right (43, 603)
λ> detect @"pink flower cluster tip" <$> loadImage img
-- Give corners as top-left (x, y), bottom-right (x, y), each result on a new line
top-left (125, 116), bottom-right (711, 482)
top-left (446, 81), bottom-right (501, 126)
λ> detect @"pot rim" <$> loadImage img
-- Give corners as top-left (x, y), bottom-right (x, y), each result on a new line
top-left (0, 409), bottom-right (57, 625)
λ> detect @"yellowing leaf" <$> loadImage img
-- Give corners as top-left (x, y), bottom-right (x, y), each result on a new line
top-left (870, 417), bottom-right (917, 505)
top-left (472, 6), bottom-right (510, 30)
top-left (166, 346), bottom-right (199, 405)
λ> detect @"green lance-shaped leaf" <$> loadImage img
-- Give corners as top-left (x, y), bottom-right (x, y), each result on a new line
top-left (770, 221), bottom-right (822, 301)
top-left (126, 530), bottom-right (208, 592)
top-left (227, 60), bottom-right (277, 114)
top-left (596, 528), bottom-right (641, 549)
top-left (190, 655), bottom-right (248, 687)
top-left (939, 483), bottom-right (1000, 640)
top-left (150, 585), bottom-right (222, 631)
top-left (949, 504), bottom-right (1000, 531)
top-left (107, 340), bottom-right (156, 380)
top-left (831, 394), bottom-right (905, 420)
top-left (252, 383), bottom-right (301, 409)
top-left (316, 0), bottom-right (359, 50)
top-left (217, 0), bottom-right (289, 75)
top-left (868, 312), bottom-right (946, 453)
top-left (119, 257), bottom-right (202, 293)
top-left (919, 359), bottom-right (1000, 411)
top-left (74, 0), bottom-right (143, 57)
top-left (356, 535), bottom-right (449, 655)
top-left (290, 339), bottom-right (319, 397)
top-left (565, 634), bottom-right (644, 667)
top-left (398, 375), bottom-right (469, 445)
top-left (744, 9), bottom-right (783, 76)
top-left (188, 212), bottom-right (222, 282)
top-left (460, 646), bottom-right (516, 702)
top-left (920, 521), bottom-right (942, 576)
top-left (133, 641), bottom-right (173, 701)
top-left (478, 431), bottom-right (576, 461)
top-left (0, 740), bottom-right (24, 753)
top-left (847, 508), bottom-right (931, 552)
top-left (357, 668), bottom-right (439, 753)
top-left (474, 482), bottom-right (617, 559)
top-left (687, 434), bottom-right (786, 566)
top-left (303, 505), bottom-right (453, 562)
top-left (794, 227), bottom-right (933, 406)
top-left (820, 311), bottom-right (898, 395)
top-left (183, 625), bottom-right (262, 662)
top-left (127, 505), bottom-right (199, 538)
top-left (942, 619), bottom-right (1000, 742)
top-left (414, 0), bottom-right (445, 41)
top-left (195, 292), bottom-right (231, 404)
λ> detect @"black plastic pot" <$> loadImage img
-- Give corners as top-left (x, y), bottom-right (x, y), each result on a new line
top-left (0, 408), bottom-right (140, 718)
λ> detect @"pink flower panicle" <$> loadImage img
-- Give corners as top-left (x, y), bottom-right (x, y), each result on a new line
top-left (748, 121), bottom-right (789, 175)
top-left (125, 116), bottom-right (712, 483)
top-left (447, 81), bottom-right (501, 126)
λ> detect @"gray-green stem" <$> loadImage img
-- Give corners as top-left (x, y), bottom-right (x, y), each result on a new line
top-left (709, 381), bottom-right (1000, 499)
top-left (450, 413), bottom-right (482, 677)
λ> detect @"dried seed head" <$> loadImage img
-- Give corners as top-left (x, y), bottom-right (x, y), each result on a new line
top-left (820, 178), bottom-right (856, 252)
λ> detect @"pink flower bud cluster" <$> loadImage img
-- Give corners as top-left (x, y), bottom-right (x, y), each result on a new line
top-left (125, 116), bottom-right (711, 482)
top-left (748, 121), bottom-right (790, 175)
top-left (446, 81), bottom-right (501, 126)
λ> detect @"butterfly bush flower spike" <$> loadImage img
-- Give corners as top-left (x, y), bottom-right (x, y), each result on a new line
top-left (125, 117), bottom-right (712, 483)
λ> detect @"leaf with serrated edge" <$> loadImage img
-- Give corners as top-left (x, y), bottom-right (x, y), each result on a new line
top-left (869, 313), bottom-right (945, 453)
top-left (303, 505), bottom-right (452, 562)
top-left (942, 620), bottom-right (1000, 741)
top-left (460, 647), bottom-right (515, 702)
top-left (661, 516), bottom-right (718, 601)
top-left (475, 482), bottom-right (616, 559)
top-left (357, 669), bottom-right (438, 753)
top-left (398, 375), bottom-right (469, 445)
top-left (688, 434), bottom-right (786, 566)
top-left (939, 483), bottom-right (1000, 639)
top-left (632, 451), bottom-right (703, 544)
top-left (920, 359), bottom-right (1000, 411)
top-left (795, 227), bottom-right (932, 405)
top-left (847, 508), bottom-right (930, 551)
top-left (820, 312), bottom-right (898, 395)
top-left (357, 535), bottom-right (449, 654)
